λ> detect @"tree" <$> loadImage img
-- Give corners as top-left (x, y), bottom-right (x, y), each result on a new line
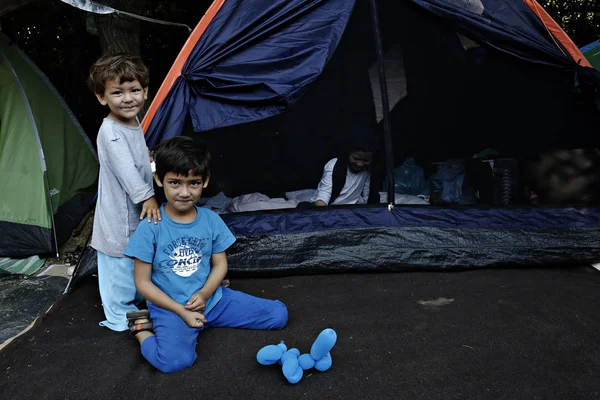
top-left (91, 0), bottom-right (149, 115)
top-left (93, 0), bottom-right (147, 56)
top-left (543, 0), bottom-right (599, 46)
top-left (0, 0), bottom-right (37, 17)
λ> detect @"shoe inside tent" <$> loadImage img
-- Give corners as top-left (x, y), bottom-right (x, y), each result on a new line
top-left (0, 32), bottom-right (98, 258)
top-left (74, 0), bottom-right (600, 282)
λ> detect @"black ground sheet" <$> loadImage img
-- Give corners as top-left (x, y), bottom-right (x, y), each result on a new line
top-left (0, 273), bottom-right (67, 345)
top-left (1, 267), bottom-right (599, 399)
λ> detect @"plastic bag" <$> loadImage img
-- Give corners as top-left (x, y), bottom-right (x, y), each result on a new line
top-left (431, 162), bottom-right (465, 204)
top-left (393, 157), bottom-right (426, 195)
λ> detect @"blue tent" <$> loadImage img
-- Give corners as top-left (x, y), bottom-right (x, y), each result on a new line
top-left (134, 0), bottom-right (600, 275)
top-left (581, 40), bottom-right (600, 70)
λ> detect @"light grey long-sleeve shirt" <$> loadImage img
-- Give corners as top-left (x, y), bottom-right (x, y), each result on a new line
top-left (91, 118), bottom-right (154, 257)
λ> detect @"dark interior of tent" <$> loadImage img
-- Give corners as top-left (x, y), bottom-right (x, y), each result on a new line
top-left (174, 0), bottom-right (599, 208)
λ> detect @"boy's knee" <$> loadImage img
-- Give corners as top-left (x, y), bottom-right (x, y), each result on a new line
top-left (143, 339), bottom-right (196, 374)
top-left (155, 350), bottom-right (196, 374)
top-left (271, 301), bottom-right (288, 330)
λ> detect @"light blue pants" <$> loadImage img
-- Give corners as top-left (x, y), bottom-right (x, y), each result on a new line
top-left (97, 251), bottom-right (142, 331)
top-left (141, 287), bottom-right (288, 373)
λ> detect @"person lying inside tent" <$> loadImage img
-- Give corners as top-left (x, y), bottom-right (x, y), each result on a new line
top-left (299, 136), bottom-right (381, 207)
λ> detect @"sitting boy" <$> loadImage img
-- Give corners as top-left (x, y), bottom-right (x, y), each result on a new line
top-left (306, 133), bottom-right (382, 207)
top-left (123, 136), bottom-right (288, 374)
top-left (311, 149), bottom-right (374, 206)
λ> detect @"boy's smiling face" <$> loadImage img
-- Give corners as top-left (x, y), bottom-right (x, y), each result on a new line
top-left (348, 150), bottom-right (373, 173)
top-left (156, 171), bottom-right (209, 220)
top-left (96, 77), bottom-right (148, 127)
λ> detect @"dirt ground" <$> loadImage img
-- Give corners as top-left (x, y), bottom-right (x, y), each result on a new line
top-left (35, 210), bottom-right (94, 278)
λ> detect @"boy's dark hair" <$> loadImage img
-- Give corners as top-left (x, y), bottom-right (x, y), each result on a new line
top-left (87, 53), bottom-right (149, 95)
top-left (153, 137), bottom-right (211, 182)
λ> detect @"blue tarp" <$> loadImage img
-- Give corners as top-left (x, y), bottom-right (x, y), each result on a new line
top-left (146, 0), bottom-right (600, 147)
top-left (146, 0), bottom-right (354, 148)
top-left (225, 205), bottom-right (600, 272)
top-left (224, 205), bottom-right (600, 237)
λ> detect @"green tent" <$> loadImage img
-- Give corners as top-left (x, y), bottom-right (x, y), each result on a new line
top-left (581, 40), bottom-right (600, 70)
top-left (0, 33), bottom-right (98, 258)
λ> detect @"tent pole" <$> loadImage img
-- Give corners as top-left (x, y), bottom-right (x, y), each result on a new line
top-left (369, 0), bottom-right (395, 208)
top-left (43, 172), bottom-right (60, 258)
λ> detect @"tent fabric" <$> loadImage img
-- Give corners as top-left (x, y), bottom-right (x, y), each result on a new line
top-left (0, 34), bottom-right (98, 257)
top-left (409, 0), bottom-right (585, 68)
top-left (582, 40), bottom-right (600, 70)
top-left (145, 0), bottom-right (354, 148)
top-left (142, 0), bottom-right (226, 133)
top-left (407, 0), bottom-right (600, 111)
top-left (0, 222), bottom-right (51, 260)
top-left (0, 55), bottom-right (49, 228)
top-left (521, 0), bottom-right (590, 67)
top-left (173, 0), bottom-right (599, 198)
top-left (144, 0), bottom-right (600, 189)
top-left (7, 42), bottom-right (98, 214)
top-left (144, 0), bottom-right (600, 149)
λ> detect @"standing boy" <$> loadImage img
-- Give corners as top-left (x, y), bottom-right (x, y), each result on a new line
top-left (88, 54), bottom-right (161, 331)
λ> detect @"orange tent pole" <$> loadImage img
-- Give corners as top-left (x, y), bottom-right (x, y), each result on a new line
top-left (142, 0), bottom-right (227, 134)
top-left (522, 0), bottom-right (592, 68)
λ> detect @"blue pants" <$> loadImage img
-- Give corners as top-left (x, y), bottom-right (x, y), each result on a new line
top-left (141, 287), bottom-right (288, 374)
top-left (97, 251), bottom-right (142, 331)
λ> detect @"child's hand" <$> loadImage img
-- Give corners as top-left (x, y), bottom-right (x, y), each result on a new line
top-left (185, 291), bottom-right (207, 313)
top-left (180, 309), bottom-right (207, 328)
top-left (141, 196), bottom-right (161, 224)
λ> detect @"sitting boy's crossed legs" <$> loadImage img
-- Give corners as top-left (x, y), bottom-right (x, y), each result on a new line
top-left (139, 288), bottom-right (288, 374)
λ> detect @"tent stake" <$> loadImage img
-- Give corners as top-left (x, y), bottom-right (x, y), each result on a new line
top-left (369, 0), bottom-right (395, 208)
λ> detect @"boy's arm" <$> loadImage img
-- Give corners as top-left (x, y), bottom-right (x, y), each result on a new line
top-left (134, 259), bottom-right (206, 327)
top-left (103, 136), bottom-right (154, 204)
top-left (313, 161), bottom-right (335, 206)
top-left (359, 174), bottom-right (371, 204)
top-left (185, 252), bottom-right (228, 312)
top-left (102, 135), bottom-right (160, 222)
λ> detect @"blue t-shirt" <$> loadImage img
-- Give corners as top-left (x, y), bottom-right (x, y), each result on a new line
top-left (124, 205), bottom-right (236, 313)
